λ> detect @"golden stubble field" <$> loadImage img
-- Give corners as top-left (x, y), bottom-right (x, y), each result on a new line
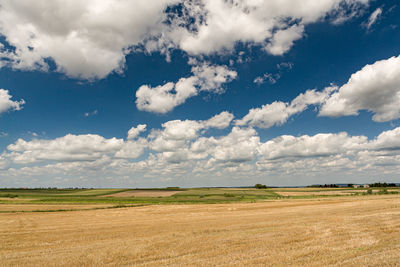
top-left (1, 195), bottom-right (400, 266)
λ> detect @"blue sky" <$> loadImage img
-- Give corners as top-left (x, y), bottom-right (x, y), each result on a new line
top-left (0, 0), bottom-right (400, 187)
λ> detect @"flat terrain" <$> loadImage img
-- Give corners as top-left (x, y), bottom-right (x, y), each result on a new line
top-left (1, 194), bottom-right (400, 266)
top-left (102, 190), bottom-right (182, 197)
top-left (1, 187), bottom-right (399, 207)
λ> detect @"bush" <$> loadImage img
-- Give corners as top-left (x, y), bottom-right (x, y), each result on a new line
top-left (367, 189), bottom-right (373, 195)
top-left (0, 194), bottom-right (18, 198)
top-left (255, 184), bottom-right (268, 189)
top-left (379, 188), bottom-right (388, 194)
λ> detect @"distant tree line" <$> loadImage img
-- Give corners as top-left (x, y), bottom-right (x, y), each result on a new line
top-left (308, 184), bottom-right (339, 188)
top-left (308, 182), bottom-right (399, 188)
top-left (254, 184), bottom-right (268, 189)
top-left (369, 182), bottom-right (397, 187)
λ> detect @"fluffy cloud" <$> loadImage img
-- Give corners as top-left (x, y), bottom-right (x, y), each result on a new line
top-left (0, 89), bottom-right (25, 114)
top-left (148, 111), bottom-right (234, 152)
top-left (114, 138), bottom-right (147, 159)
top-left (369, 127), bottom-right (400, 151)
top-left (204, 111), bottom-right (234, 129)
top-left (211, 127), bottom-right (260, 163)
top-left (4, 115), bottom-right (400, 185)
top-left (0, 0), bottom-right (369, 79)
top-left (127, 124), bottom-right (147, 140)
top-left (236, 87), bottom-right (334, 128)
top-left (136, 62), bottom-right (236, 113)
top-left (259, 132), bottom-right (367, 160)
top-left (7, 134), bottom-right (124, 164)
top-left (320, 55), bottom-right (400, 122)
top-left (265, 25), bottom-right (304, 56)
top-left (171, 0), bottom-right (369, 56)
top-left (0, 0), bottom-right (178, 79)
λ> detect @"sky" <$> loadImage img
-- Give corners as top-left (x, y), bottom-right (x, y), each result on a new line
top-left (0, 0), bottom-right (400, 188)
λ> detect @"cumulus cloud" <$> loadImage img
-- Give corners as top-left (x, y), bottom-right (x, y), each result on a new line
top-left (368, 127), bottom-right (400, 151)
top-left (320, 55), bottom-right (400, 122)
top-left (127, 124), bottom-right (147, 140)
top-left (211, 127), bottom-right (260, 163)
top-left (135, 62), bottom-right (236, 113)
top-left (114, 138), bottom-right (147, 159)
top-left (0, 0), bottom-right (178, 79)
top-left (0, 0), bottom-right (369, 79)
top-left (265, 25), bottom-right (304, 56)
top-left (4, 114), bottom-right (400, 184)
top-left (0, 89), bottom-right (25, 114)
top-left (259, 132), bottom-right (367, 160)
top-left (236, 87), bottom-right (334, 128)
top-left (171, 0), bottom-right (369, 56)
top-left (7, 134), bottom-right (124, 164)
top-left (204, 111), bottom-right (234, 129)
top-left (148, 111), bottom-right (234, 152)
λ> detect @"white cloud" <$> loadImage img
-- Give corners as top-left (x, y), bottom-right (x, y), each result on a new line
top-left (365, 7), bottom-right (383, 30)
top-left (320, 55), bottom-right (400, 122)
top-left (84, 110), bottom-right (98, 117)
top-left (204, 111), bottom-right (234, 129)
top-left (136, 62), bottom-right (236, 113)
top-left (211, 127), bottom-right (260, 163)
top-left (253, 73), bottom-right (278, 85)
top-left (236, 87), bottom-right (334, 128)
top-left (265, 24), bottom-right (304, 56)
top-left (114, 139), bottom-right (147, 159)
top-left (0, 0), bottom-right (178, 79)
top-left (0, 89), bottom-right (25, 114)
top-left (4, 118), bottom-right (400, 185)
top-left (148, 111), bottom-right (234, 153)
top-left (169, 0), bottom-right (369, 56)
top-left (259, 132), bottom-right (367, 160)
top-left (7, 134), bottom-right (124, 164)
top-left (127, 124), bottom-right (147, 140)
top-left (369, 127), bottom-right (400, 151)
top-left (0, 0), bottom-right (370, 79)
top-left (254, 62), bottom-right (294, 85)
top-left (236, 101), bottom-right (291, 129)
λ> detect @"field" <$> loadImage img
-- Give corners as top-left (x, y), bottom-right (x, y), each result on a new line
top-left (1, 188), bottom-right (400, 266)
top-left (2, 187), bottom-right (399, 210)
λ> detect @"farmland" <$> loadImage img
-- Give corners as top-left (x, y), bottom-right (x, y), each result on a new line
top-left (1, 188), bottom-right (400, 266)
top-left (1, 187), bottom-right (399, 210)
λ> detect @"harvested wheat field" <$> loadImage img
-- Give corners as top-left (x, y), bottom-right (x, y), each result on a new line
top-left (1, 195), bottom-right (400, 266)
top-left (0, 204), bottom-right (113, 212)
top-left (102, 190), bottom-right (181, 197)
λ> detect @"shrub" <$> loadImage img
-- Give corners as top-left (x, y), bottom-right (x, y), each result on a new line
top-left (379, 188), bottom-right (388, 194)
top-left (0, 194), bottom-right (18, 198)
top-left (255, 184), bottom-right (267, 189)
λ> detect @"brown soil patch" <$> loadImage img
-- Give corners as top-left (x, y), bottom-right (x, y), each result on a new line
top-left (102, 190), bottom-right (181, 197)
